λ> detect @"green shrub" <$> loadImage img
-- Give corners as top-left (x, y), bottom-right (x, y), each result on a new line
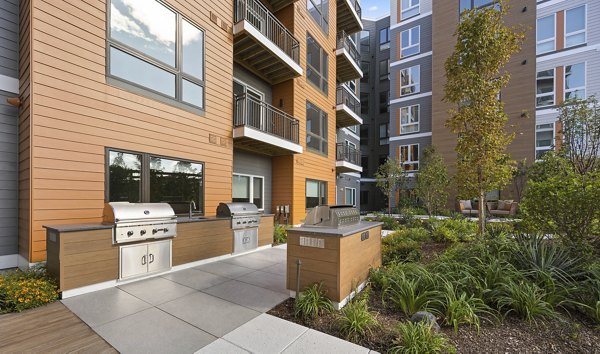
top-left (337, 298), bottom-right (379, 342)
top-left (437, 281), bottom-right (496, 333)
top-left (382, 231), bottom-right (423, 265)
top-left (495, 281), bottom-right (558, 324)
top-left (485, 222), bottom-right (514, 239)
top-left (369, 267), bottom-right (391, 291)
top-left (379, 215), bottom-right (402, 230)
top-left (390, 322), bottom-right (454, 354)
top-left (294, 283), bottom-right (334, 320)
top-left (384, 268), bottom-right (441, 316)
top-left (0, 267), bottom-right (59, 313)
top-left (273, 224), bottom-right (288, 244)
top-left (430, 218), bottom-right (477, 243)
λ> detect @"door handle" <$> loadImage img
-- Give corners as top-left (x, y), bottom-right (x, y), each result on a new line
top-left (149, 253), bottom-right (154, 264)
top-left (142, 255), bottom-right (146, 265)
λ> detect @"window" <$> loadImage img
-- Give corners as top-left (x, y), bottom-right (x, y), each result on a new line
top-left (564, 63), bottom-right (586, 100)
top-left (361, 93), bottom-right (369, 115)
top-left (361, 61), bottom-right (370, 83)
top-left (565, 5), bottom-right (586, 48)
top-left (345, 187), bottom-right (356, 207)
top-left (233, 174), bottom-right (264, 209)
top-left (361, 156), bottom-right (369, 173)
top-left (379, 91), bottom-right (389, 114)
top-left (348, 125), bottom-right (358, 134)
top-left (360, 31), bottom-right (370, 53)
top-left (400, 65), bottom-right (420, 96)
top-left (460, 0), bottom-right (498, 12)
top-left (306, 179), bottom-right (327, 208)
top-left (107, 149), bottom-right (204, 213)
top-left (307, 34), bottom-right (329, 95)
top-left (346, 80), bottom-right (357, 93)
top-left (306, 101), bottom-right (328, 154)
top-left (307, 0), bottom-right (329, 34)
top-left (379, 59), bottom-right (389, 80)
top-left (400, 26), bottom-right (420, 57)
top-left (108, 0), bottom-right (205, 110)
top-left (401, 0), bottom-right (419, 19)
top-left (379, 27), bottom-right (390, 51)
top-left (400, 105), bottom-right (419, 133)
top-left (536, 123), bottom-right (554, 159)
top-left (536, 69), bottom-right (554, 107)
top-left (536, 14), bottom-right (555, 54)
top-left (400, 144), bottom-right (419, 171)
top-left (360, 125), bottom-right (369, 145)
top-left (379, 123), bottom-right (389, 145)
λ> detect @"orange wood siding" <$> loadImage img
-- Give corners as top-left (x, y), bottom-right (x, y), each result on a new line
top-left (556, 11), bottom-right (564, 51)
top-left (556, 65), bottom-right (564, 105)
top-left (27, 0), bottom-right (235, 262)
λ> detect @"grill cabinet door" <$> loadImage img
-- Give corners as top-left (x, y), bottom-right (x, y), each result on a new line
top-left (148, 240), bottom-right (171, 274)
top-left (120, 244), bottom-right (148, 279)
top-left (233, 228), bottom-right (258, 254)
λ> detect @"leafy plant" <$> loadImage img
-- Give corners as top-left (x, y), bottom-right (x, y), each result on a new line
top-left (390, 322), bottom-right (454, 354)
top-left (437, 281), bottom-right (496, 333)
top-left (294, 283), bottom-right (334, 320)
top-left (337, 298), bottom-right (379, 342)
top-left (485, 222), bottom-right (514, 239)
top-left (382, 234), bottom-right (422, 265)
top-left (273, 224), bottom-right (288, 244)
top-left (415, 147), bottom-right (450, 216)
top-left (376, 158), bottom-right (408, 216)
top-left (430, 218), bottom-right (477, 243)
top-left (384, 268), bottom-right (441, 316)
top-left (0, 266), bottom-right (59, 313)
top-left (495, 281), bottom-right (558, 324)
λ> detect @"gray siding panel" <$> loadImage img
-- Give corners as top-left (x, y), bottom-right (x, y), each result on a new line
top-left (0, 0), bottom-right (18, 79)
top-left (233, 149), bottom-right (273, 212)
top-left (0, 89), bottom-right (18, 256)
top-left (336, 174), bottom-right (361, 207)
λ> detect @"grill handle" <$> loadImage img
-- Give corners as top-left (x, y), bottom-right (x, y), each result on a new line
top-left (141, 255), bottom-right (147, 265)
top-left (149, 253), bottom-right (154, 264)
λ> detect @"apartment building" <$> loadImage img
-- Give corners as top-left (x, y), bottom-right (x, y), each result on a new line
top-left (358, 16), bottom-right (391, 212)
top-left (0, 0), bottom-right (363, 268)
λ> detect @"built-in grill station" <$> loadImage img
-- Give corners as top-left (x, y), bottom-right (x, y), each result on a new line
top-left (217, 202), bottom-right (261, 254)
top-left (103, 202), bottom-right (177, 244)
top-left (303, 205), bottom-right (360, 228)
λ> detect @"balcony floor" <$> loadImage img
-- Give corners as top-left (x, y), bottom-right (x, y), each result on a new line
top-left (336, 104), bottom-right (363, 128)
top-left (337, 0), bottom-right (363, 35)
top-left (233, 125), bottom-right (303, 156)
top-left (336, 49), bottom-right (362, 83)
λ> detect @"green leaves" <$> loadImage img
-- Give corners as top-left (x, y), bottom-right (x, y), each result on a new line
top-left (376, 158), bottom-right (408, 215)
top-left (415, 147), bottom-right (449, 216)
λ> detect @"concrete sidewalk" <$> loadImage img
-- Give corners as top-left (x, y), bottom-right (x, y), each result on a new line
top-left (62, 245), bottom-right (376, 354)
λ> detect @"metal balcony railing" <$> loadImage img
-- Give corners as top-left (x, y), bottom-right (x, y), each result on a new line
top-left (336, 85), bottom-right (361, 116)
top-left (346, 0), bottom-right (362, 19)
top-left (234, 0), bottom-right (300, 64)
top-left (336, 31), bottom-right (360, 66)
top-left (336, 143), bottom-right (361, 165)
top-left (234, 93), bottom-right (300, 144)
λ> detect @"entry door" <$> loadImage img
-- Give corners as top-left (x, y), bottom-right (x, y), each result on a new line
top-left (233, 80), bottom-right (265, 130)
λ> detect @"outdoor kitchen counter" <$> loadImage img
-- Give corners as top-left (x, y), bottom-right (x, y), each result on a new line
top-left (286, 221), bottom-right (383, 237)
top-left (44, 214), bottom-right (275, 293)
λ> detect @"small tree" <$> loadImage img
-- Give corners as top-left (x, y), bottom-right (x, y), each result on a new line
top-left (444, 1), bottom-right (524, 235)
top-left (558, 95), bottom-right (600, 174)
top-left (415, 147), bottom-right (449, 216)
top-left (375, 157), bottom-right (405, 215)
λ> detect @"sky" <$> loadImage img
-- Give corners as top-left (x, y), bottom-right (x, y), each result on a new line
top-left (361, 0), bottom-right (390, 19)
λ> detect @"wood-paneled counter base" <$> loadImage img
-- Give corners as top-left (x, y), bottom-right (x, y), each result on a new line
top-left (45, 215), bottom-right (274, 295)
top-left (286, 221), bottom-right (382, 309)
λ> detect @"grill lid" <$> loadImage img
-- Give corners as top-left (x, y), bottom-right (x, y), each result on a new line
top-left (216, 202), bottom-right (260, 217)
top-left (103, 202), bottom-right (176, 223)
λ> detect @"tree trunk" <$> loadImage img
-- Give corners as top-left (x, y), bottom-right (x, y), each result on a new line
top-left (388, 192), bottom-right (392, 216)
top-left (478, 189), bottom-right (486, 237)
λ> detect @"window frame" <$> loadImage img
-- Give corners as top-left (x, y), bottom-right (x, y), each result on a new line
top-left (379, 91), bottom-right (389, 114)
top-left (344, 187), bottom-right (356, 207)
top-left (564, 5), bottom-right (587, 48)
top-left (307, 0), bottom-right (329, 35)
top-left (536, 13), bottom-right (556, 55)
top-left (232, 173), bottom-right (265, 210)
top-left (306, 101), bottom-right (329, 155)
top-left (400, 104), bottom-right (420, 134)
top-left (106, 0), bottom-right (206, 113)
top-left (379, 59), bottom-right (390, 80)
top-left (535, 123), bottom-right (555, 160)
top-left (536, 68), bottom-right (555, 108)
top-left (379, 27), bottom-right (390, 51)
top-left (564, 62), bottom-right (586, 101)
top-left (401, 0), bottom-right (420, 20)
top-left (105, 147), bottom-right (205, 214)
top-left (400, 143), bottom-right (419, 171)
top-left (306, 179), bottom-right (328, 209)
top-left (306, 34), bottom-right (329, 95)
top-left (400, 65), bottom-right (420, 96)
top-left (400, 26), bottom-right (420, 58)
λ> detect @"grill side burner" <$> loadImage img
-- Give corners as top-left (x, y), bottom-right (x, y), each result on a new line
top-left (303, 205), bottom-right (360, 228)
top-left (216, 202), bottom-right (261, 254)
top-left (103, 202), bottom-right (177, 244)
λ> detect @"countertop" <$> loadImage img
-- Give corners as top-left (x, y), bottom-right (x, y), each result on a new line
top-left (286, 221), bottom-right (383, 237)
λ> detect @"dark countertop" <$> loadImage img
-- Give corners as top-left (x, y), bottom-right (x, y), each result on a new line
top-left (44, 213), bottom-right (276, 232)
top-left (287, 221), bottom-right (383, 237)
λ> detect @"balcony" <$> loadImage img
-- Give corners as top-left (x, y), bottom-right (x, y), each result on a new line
top-left (336, 85), bottom-right (363, 128)
top-left (336, 143), bottom-right (362, 173)
top-left (336, 32), bottom-right (362, 83)
top-left (233, 93), bottom-right (303, 155)
top-left (233, 0), bottom-right (303, 84)
top-left (264, 0), bottom-right (300, 11)
top-left (337, 0), bottom-right (362, 35)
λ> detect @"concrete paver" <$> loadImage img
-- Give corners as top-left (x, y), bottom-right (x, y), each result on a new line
top-left (161, 268), bottom-right (229, 290)
top-left (282, 329), bottom-right (370, 354)
top-left (202, 279), bottom-right (289, 312)
top-left (118, 276), bottom-right (197, 305)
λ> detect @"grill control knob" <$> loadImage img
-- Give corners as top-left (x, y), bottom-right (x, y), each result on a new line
top-left (127, 231), bottom-right (134, 237)
top-left (140, 230), bottom-right (146, 236)
top-left (164, 228), bottom-right (169, 233)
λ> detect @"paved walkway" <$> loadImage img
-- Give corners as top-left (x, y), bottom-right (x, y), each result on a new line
top-left (61, 245), bottom-right (375, 354)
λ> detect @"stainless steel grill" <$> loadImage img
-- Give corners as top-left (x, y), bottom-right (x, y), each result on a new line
top-left (303, 205), bottom-right (360, 228)
top-left (217, 202), bottom-right (261, 254)
top-left (103, 202), bottom-right (177, 244)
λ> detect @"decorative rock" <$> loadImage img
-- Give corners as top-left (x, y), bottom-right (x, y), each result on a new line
top-left (410, 311), bottom-right (440, 332)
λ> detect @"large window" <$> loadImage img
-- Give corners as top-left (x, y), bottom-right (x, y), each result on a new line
top-left (536, 69), bottom-right (554, 107)
top-left (400, 144), bottom-right (419, 171)
top-left (360, 31), bottom-right (370, 53)
top-left (361, 61), bottom-right (370, 83)
top-left (401, 0), bottom-right (419, 19)
top-left (565, 5), bottom-right (586, 48)
top-left (306, 179), bottom-right (327, 208)
top-left (107, 149), bottom-right (204, 213)
top-left (400, 65), bottom-right (420, 96)
top-left (307, 34), bottom-right (329, 95)
top-left (536, 14), bottom-right (555, 54)
top-left (379, 91), bottom-right (389, 113)
top-left (379, 59), bottom-right (390, 80)
top-left (361, 92), bottom-right (369, 115)
top-left (379, 27), bottom-right (390, 51)
top-left (379, 123), bottom-right (389, 145)
top-left (108, 0), bottom-right (205, 110)
top-left (401, 26), bottom-right (420, 58)
top-left (307, 0), bottom-right (329, 34)
top-left (345, 187), bottom-right (356, 207)
top-left (306, 101), bottom-right (328, 155)
top-left (400, 105), bottom-right (420, 133)
top-left (536, 123), bottom-right (554, 159)
top-left (565, 63), bottom-right (586, 100)
top-left (233, 174), bottom-right (264, 209)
